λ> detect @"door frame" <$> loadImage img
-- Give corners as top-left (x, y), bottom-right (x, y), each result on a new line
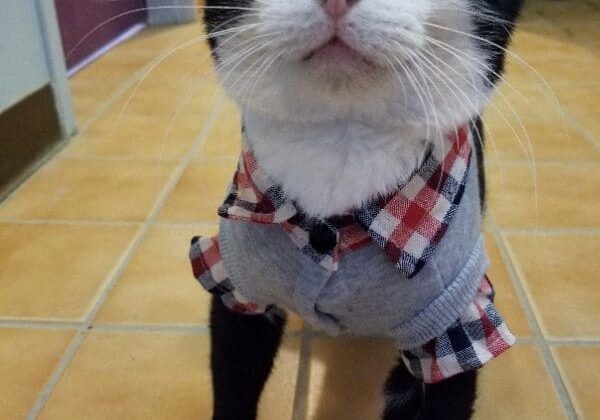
top-left (37, 0), bottom-right (76, 138)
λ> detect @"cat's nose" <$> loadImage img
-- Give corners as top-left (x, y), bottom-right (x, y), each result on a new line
top-left (321, 0), bottom-right (354, 19)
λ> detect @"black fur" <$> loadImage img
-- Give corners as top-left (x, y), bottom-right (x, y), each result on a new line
top-left (469, 0), bottom-right (523, 85)
top-left (471, 115), bottom-right (487, 208)
top-left (204, 0), bottom-right (253, 55)
top-left (419, 371), bottom-right (478, 420)
top-left (210, 296), bottom-right (285, 420)
top-left (211, 295), bottom-right (479, 420)
top-left (383, 359), bottom-right (478, 420)
top-left (383, 360), bottom-right (424, 420)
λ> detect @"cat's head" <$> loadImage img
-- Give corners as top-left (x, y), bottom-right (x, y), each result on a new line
top-left (204, 0), bottom-right (521, 128)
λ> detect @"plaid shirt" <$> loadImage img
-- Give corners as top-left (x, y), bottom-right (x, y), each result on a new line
top-left (190, 125), bottom-right (514, 382)
top-left (218, 125), bottom-right (472, 276)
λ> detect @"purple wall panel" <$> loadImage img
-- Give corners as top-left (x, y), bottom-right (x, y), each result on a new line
top-left (54, 0), bottom-right (147, 69)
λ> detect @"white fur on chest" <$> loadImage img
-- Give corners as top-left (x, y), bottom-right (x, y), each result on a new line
top-left (245, 111), bottom-right (431, 219)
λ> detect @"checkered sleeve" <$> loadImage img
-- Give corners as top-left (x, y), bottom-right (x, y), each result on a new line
top-left (400, 275), bottom-right (515, 383)
top-left (189, 235), bottom-right (270, 315)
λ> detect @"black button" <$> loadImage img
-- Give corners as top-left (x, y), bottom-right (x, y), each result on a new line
top-left (309, 223), bottom-right (337, 254)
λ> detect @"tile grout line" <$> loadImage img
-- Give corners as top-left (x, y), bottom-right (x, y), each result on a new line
top-left (486, 160), bottom-right (600, 166)
top-left (546, 339), bottom-right (600, 347)
top-left (0, 320), bottom-right (83, 330)
top-left (5, 309), bottom-right (596, 345)
top-left (549, 349), bottom-right (581, 420)
top-left (499, 227), bottom-right (600, 236)
top-left (492, 223), bottom-right (578, 420)
top-left (559, 106), bottom-right (600, 151)
top-left (0, 219), bottom-right (222, 228)
top-left (487, 158), bottom-right (600, 165)
top-left (291, 328), bottom-right (314, 420)
top-left (488, 214), bottom-right (579, 420)
top-left (0, 219), bottom-right (143, 226)
top-left (24, 93), bottom-right (227, 420)
top-left (52, 155), bottom-right (184, 163)
top-left (0, 317), bottom-right (305, 337)
top-left (152, 221), bottom-right (219, 228)
top-left (3, 313), bottom-right (599, 344)
top-left (291, 324), bottom-right (313, 420)
top-left (92, 324), bottom-right (210, 334)
top-left (91, 324), bottom-right (302, 336)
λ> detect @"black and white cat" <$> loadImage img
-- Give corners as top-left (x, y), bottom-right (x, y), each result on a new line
top-left (200, 1), bottom-right (522, 419)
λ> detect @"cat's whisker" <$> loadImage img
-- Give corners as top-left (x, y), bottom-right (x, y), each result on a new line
top-left (393, 26), bottom-right (535, 170)
top-left (419, 40), bottom-right (537, 173)
top-left (418, 49), bottom-right (534, 211)
top-left (211, 42), bottom-right (284, 116)
top-left (108, 35), bottom-right (206, 142)
top-left (398, 50), bottom-right (447, 187)
top-left (394, 23), bottom-right (538, 141)
top-left (422, 21), bottom-right (569, 135)
top-left (108, 18), bottom-right (264, 142)
top-left (420, 33), bottom-right (537, 122)
top-left (429, 5), bottom-right (517, 27)
top-left (381, 56), bottom-right (410, 106)
top-left (227, 44), bottom-right (279, 103)
top-left (216, 39), bottom-right (279, 88)
top-left (90, 11), bottom-right (262, 169)
top-left (416, 34), bottom-right (539, 193)
top-left (404, 48), bottom-right (496, 192)
top-left (66, 5), bottom-right (265, 59)
top-left (239, 50), bottom-right (286, 117)
top-left (415, 46), bottom-right (539, 218)
top-left (388, 55), bottom-right (434, 146)
top-left (149, 30), bottom-right (284, 164)
top-left (399, 47), bottom-right (475, 190)
top-left (241, 49), bottom-right (284, 101)
top-left (214, 29), bottom-right (284, 65)
top-left (408, 47), bottom-right (497, 160)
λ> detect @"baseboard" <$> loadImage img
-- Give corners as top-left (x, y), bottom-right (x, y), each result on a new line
top-left (0, 86), bottom-right (65, 201)
top-left (68, 23), bottom-right (146, 77)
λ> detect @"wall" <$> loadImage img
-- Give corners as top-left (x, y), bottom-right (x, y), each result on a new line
top-left (54, 0), bottom-right (147, 70)
top-left (0, 0), bottom-right (51, 112)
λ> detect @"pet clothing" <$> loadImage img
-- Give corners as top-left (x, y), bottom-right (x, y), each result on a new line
top-left (189, 125), bottom-right (514, 383)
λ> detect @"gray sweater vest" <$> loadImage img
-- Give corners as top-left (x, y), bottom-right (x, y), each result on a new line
top-left (218, 151), bottom-right (486, 349)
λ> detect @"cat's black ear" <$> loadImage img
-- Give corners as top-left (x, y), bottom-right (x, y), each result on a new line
top-left (469, 0), bottom-right (523, 85)
top-left (203, 0), bottom-right (255, 59)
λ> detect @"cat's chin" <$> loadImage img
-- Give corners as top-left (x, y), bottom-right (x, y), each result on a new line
top-left (305, 62), bottom-right (377, 88)
top-left (301, 38), bottom-right (382, 84)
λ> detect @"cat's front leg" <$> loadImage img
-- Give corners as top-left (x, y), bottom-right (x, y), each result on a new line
top-left (382, 358), bottom-right (425, 420)
top-left (419, 370), bottom-right (478, 420)
top-left (382, 358), bottom-right (478, 420)
top-left (210, 295), bottom-right (285, 420)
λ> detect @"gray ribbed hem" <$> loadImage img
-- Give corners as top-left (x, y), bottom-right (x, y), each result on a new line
top-left (391, 235), bottom-right (489, 349)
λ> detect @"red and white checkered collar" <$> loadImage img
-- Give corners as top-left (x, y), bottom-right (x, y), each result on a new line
top-left (218, 125), bottom-right (473, 277)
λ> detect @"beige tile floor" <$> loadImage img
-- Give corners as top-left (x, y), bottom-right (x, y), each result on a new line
top-left (1, 1), bottom-right (599, 419)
